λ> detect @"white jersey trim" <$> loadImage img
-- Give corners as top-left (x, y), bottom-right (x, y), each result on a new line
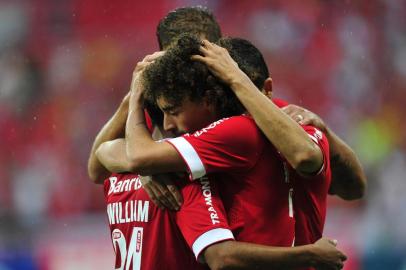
top-left (167, 137), bottom-right (206, 180)
top-left (307, 133), bottom-right (325, 175)
top-left (192, 228), bottom-right (234, 262)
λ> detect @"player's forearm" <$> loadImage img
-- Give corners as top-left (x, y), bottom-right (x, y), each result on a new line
top-left (96, 138), bottom-right (133, 173)
top-left (230, 77), bottom-right (322, 174)
top-left (88, 99), bottom-right (128, 183)
top-left (326, 128), bottom-right (366, 200)
top-left (124, 112), bottom-right (187, 175)
top-left (125, 104), bottom-right (157, 171)
top-left (205, 241), bottom-right (318, 270)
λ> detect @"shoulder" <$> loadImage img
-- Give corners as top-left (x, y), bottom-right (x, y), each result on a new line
top-left (190, 115), bottom-right (261, 141)
top-left (167, 116), bottom-right (264, 178)
top-left (187, 115), bottom-right (264, 154)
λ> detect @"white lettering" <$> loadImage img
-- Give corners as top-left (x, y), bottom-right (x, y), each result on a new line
top-left (125, 227), bottom-right (143, 270)
top-left (115, 203), bottom-right (120, 223)
top-left (137, 201), bottom-right (149, 222)
top-left (112, 228), bottom-right (127, 270)
top-left (210, 213), bottom-right (220, 224)
top-left (114, 181), bottom-right (123, 193)
top-left (107, 203), bottom-right (115, 225)
top-left (199, 177), bottom-right (220, 224)
top-left (118, 202), bottom-right (125, 223)
top-left (135, 178), bottom-right (142, 189)
top-left (130, 200), bottom-right (134, 222)
top-left (122, 179), bottom-right (130, 192)
top-left (108, 176), bottom-right (143, 195)
top-left (125, 201), bottom-right (130, 222)
top-left (108, 177), bottom-right (118, 195)
top-left (193, 118), bottom-right (228, 137)
top-left (107, 200), bottom-right (150, 225)
top-left (129, 178), bottom-right (136, 190)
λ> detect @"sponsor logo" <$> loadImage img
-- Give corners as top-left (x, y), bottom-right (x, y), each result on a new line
top-left (136, 231), bottom-right (142, 252)
top-left (191, 118), bottom-right (229, 137)
top-left (199, 177), bottom-right (220, 224)
top-left (108, 176), bottom-right (142, 195)
top-left (113, 231), bottom-right (122, 239)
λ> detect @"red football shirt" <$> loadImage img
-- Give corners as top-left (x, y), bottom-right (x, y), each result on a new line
top-left (104, 173), bottom-right (233, 270)
top-left (167, 115), bottom-right (295, 247)
top-left (272, 99), bottom-right (331, 246)
top-left (287, 125), bottom-right (331, 246)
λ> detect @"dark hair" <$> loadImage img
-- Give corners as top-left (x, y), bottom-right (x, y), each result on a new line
top-left (217, 37), bottom-right (269, 89)
top-left (144, 98), bottom-right (164, 127)
top-left (157, 6), bottom-right (222, 50)
top-left (143, 34), bottom-right (245, 119)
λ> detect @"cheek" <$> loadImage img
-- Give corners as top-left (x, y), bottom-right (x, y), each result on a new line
top-left (187, 116), bottom-right (206, 131)
top-left (175, 114), bottom-right (197, 133)
top-left (179, 115), bottom-right (193, 129)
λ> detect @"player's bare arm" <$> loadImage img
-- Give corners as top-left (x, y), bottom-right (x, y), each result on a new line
top-left (192, 40), bottom-right (323, 175)
top-left (204, 237), bottom-right (346, 270)
top-left (87, 92), bottom-right (130, 184)
top-left (94, 52), bottom-right (186, 209)
top-left (96, 138), bottom-right (132, 173)
top-left (96, 136), bottom-right (183, 210)
top-left (124, 52), bottom-right (188, 176)
top-left (282, 104), bottom-right (367, 200)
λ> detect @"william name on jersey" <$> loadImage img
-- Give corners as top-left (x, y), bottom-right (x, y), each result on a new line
top-left (107, 200), bottom-right (149, 225)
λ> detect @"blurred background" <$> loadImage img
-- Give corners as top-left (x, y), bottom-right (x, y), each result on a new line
top-left (0, 0), bottom-right (405, 269)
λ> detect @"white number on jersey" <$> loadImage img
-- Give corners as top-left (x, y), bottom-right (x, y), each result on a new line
top-left (112, 227), bottom-right (144, 270)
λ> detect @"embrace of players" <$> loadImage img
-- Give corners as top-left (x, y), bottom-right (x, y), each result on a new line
top-left (88, 6), bottom-right (366, 270)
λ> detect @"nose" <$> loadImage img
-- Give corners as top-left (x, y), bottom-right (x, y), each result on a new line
top-left (163, 114), bottom-right (176, 132)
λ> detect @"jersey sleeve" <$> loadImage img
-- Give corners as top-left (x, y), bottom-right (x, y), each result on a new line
top-left (175, 176), bottom-right (234, 262)
top-left (302, 125), bottom-right (330, 176)
top-left (166, 116), bottom-right (264, 180)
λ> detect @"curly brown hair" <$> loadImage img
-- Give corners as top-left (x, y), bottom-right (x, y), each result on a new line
top-left (143, 34), bottom-right (245, 119)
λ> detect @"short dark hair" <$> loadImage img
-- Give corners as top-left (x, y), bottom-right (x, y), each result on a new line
top-left (144, 98), bottom-right (164, 127)
top-left (143, 34), bottom-right (245, 119)
top-left (217, 37), bottom-right (269, 89)
top-left (157, 6), bottom-right (222, 50)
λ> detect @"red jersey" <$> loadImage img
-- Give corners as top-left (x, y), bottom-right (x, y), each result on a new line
top-left (104, 173), bottom-right (233, 270)
top-left (273, 98), bottom-right (331, 246)
top-left (289, 125), bottom-right (331, 245)
top-left (167, 115), bottom-right (295, 247)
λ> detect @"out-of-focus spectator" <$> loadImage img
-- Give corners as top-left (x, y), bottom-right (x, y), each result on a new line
top-left (1, 1), bottom-right (405, 269)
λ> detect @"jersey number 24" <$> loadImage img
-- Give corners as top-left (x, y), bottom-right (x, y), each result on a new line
top-left (112, 227), bottom-right (143, 270)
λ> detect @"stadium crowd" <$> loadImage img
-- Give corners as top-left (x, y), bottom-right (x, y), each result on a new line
top-left (0, 0), bottom-right (405, 269)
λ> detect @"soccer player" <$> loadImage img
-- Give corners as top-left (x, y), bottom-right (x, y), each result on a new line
top-left (153, 6), bottom-right (366, 202)
top-left (88, 90), bottom-right (233, 270)
top-left (96, 34), bottom-right (346, 269)
top-left (90, 40), bottom-right (347, 270)
top-left (87, 5), bottom-right (354, 268)
top-left (192, 36), bottom-right (330, 247)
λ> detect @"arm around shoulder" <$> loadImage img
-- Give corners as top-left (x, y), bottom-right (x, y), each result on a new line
top-left (327, 127), bottom-right (367, 200)
top-left (87, 92), bottom-right (129, 184)
top-left (203, 238), bottom-right (346, 270)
